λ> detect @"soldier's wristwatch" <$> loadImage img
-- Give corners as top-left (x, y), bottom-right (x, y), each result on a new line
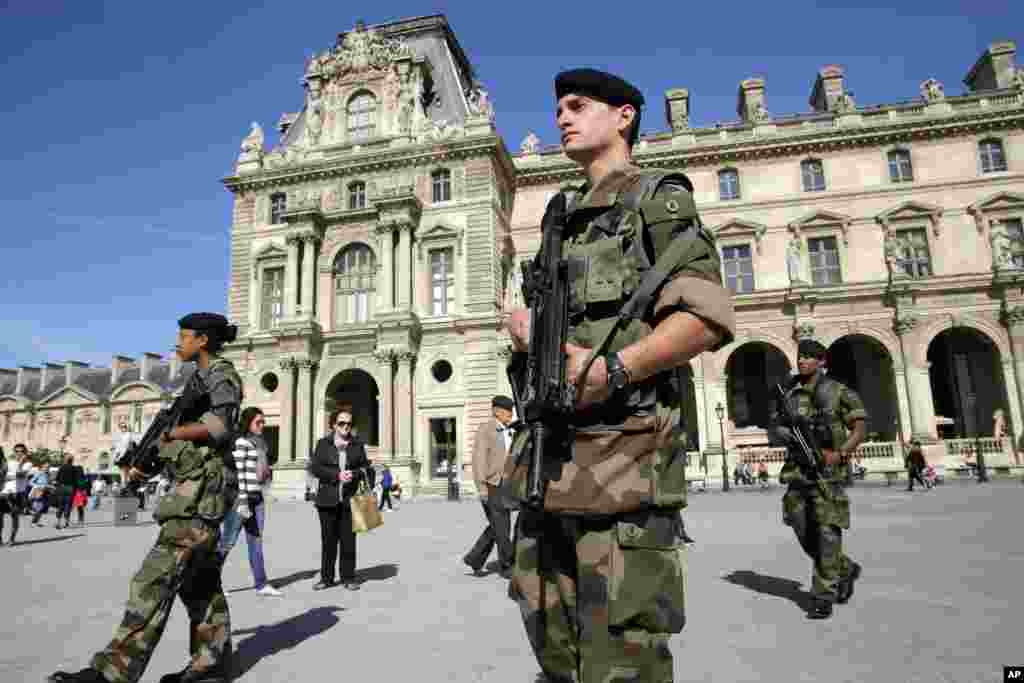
top-left (605, 352), bottom-right (630, 392)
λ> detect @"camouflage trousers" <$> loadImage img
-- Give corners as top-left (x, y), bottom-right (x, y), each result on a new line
top-left (509, 508), bottom-right (687, 683)
top-left (782, 484), bottom-right (853, 602)
top-left (91, 517), bottom-right (231, 683)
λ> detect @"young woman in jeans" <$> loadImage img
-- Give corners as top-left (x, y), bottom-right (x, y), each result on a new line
top-left (218, 407), bottom-right (282, 596)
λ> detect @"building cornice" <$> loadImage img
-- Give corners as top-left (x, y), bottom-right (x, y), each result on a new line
top-left (223, 134), bottom-right (514, 195)
top-left (514, 104), bottom-right (1024, 188)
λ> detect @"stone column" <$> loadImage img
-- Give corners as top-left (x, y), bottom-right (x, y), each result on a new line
top-left (376, 225), bottom-right (395, 312)
top-left (397, 223), bottom-right (413, 311)
top-left (278, 358), bottom-right (297, 461)
top-left (301, 234), bottom-right (321, 320)
top-left (294, 359), bottom-right (316, 463)
top-left (284, 234), bottom-right (301, 320)
top-left (394, 351), bottom-right (415, 462)
top-left (893, 367), bottom-right (913, 442)
top-left (1001, 306), bottom-right (1024, 445)
top-left (373, 348), bottom-right (395, 459)
top-left (894, 316), bottom-right (936, 441)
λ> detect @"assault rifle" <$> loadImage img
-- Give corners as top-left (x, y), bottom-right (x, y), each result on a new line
top-left (508, 192), bottom-right (575, 507)
top-left (773, 383), bottom-right (832, 495)
top-left (115, 369), bottom-right (204, 493)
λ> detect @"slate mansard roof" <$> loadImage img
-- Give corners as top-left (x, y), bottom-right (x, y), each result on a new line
top-left (0, 362), bottom-right (193, 404)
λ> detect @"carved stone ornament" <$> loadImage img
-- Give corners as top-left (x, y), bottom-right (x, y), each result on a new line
top-left (295, 359), bottom-right (318, 372)
top-left (920, 78), bottom-right (945, 102)
top-left (466, 81), bottom-right (494, 120)
top-left (1013, 68), bottom-right (1024, 92)
top-left (893, 315), bottom-right (919, 336)
top-left (420, 118), bottom-right (464, 143)
top-left (239, 122), bottom-right (264, 156)
top-left (671, 111), bottom-right (689, 132)
top-left (278, 358), bottom-right (297, 372)
top-left (306, 23), bottom-right (413, 79)
top-left (520, 131), bottom-right (541, 154)
top-left (989, 223), bottom-right (1020, 272)
top-left (751, 102), bottom-right (770, 123)
top-left (373, 347), bottom-right (397, 364)
top-left (793, 322), bottom-right (816, 341)
top-left (832, 92), bottom-right (856, 114)
top-left (1002, 306), bottom-right (1024, 327)
top-left (395, 350), bottom-right (417, 364)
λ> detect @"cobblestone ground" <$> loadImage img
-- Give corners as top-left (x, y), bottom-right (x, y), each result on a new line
top-left (1, 479), bottom-right (1020, 683)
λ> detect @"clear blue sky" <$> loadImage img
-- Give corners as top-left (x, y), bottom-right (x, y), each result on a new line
top-left (0, 0), bottom-right (1018, 370)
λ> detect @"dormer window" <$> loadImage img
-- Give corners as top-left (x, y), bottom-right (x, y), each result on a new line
top-left (432, 169), bottom-right (451, 203)
top-left (348, 181), bottom-right (366, 210)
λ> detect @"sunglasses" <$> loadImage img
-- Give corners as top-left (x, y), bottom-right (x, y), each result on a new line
top-left (335, 421), bottom-right (352, 427)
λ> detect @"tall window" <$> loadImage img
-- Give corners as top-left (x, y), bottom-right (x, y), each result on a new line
top-left (807, 236), bottom-right (842, 285)
top-left (430, 247), bottom-right (456, 315)
top-left (348, 181), bottom-right (366, 210)
top-left (888, 149), bottom-right (914, 182)
top-left (269, 193), bottom-right (287, 224)
top-left (718, 168), bottom-right (741, 200)
top-left (801, 159), bottom-right (826, 192)
top-left (432, 169), bottom-right (452, 203)
top-left (1003, 218), bottom-right (1024, 268)
top-left (979, 139), bottom-right (1008, 173)
top-left (721, 244), bottom-right (754, 294)
top-left (347, 92), bottom-right (377, 141)
top-left (260, 267), bottom-right (285, 329)
top-left (335, 244), bottom-right (376, 324)
top-left (898, 229), bottom-right (932, 278)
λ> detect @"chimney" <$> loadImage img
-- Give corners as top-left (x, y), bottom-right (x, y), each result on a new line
top-left (65, 361), bottom-right (89, 386)
top-left (964, 41), bottom-right (1018, 92)
top-left (664, 88), bottom-right (691, 132)
top-left (39, 362), bottom-right (62, 392)
top-left (15, 366), bottom-right (38, 395)
top-left (810, 65), bottom-right (849, 112)
top-left (737, 78), bottom-right (767, 123)
top-left (0, 368), bottom-right (15, 391)
top-left (111, 355), bottom-right (134, 386)
top-left (140, 353), bottom-right (162, 382)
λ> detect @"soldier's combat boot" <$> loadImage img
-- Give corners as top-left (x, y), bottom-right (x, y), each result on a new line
top-left (158, 664), bottom-right (231, 683)
top-left (836, 561), bottom-right (862, 605)
top-left (47, 668), bottom-right (110, 683)
top-left (807, 598), bottom-right (833, 619)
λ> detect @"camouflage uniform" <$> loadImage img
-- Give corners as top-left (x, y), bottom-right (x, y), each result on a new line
top-left (90, 356), bottom-right (242, 683)
top-left (770, 369), bottom-right (866, 604)
top-left (507, 162), bottom-right (734, 682)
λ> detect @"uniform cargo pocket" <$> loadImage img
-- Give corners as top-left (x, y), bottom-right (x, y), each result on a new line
top-left (609, 517), bottom-right (686, 634)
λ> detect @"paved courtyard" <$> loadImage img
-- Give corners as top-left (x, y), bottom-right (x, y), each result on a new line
top-left (1, 479), bottom-right (1020, 683)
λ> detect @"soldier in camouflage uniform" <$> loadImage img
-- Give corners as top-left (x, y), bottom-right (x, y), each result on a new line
top-left (768, 339), bottom-right (867, 620)
top-left (505, 69), bottom-right (735, 682)
top-left (50, 313), bottom-right (243, 683)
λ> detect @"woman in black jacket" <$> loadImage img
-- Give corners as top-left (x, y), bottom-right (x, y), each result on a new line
top-left (309, 406), bottom-right (374, 590)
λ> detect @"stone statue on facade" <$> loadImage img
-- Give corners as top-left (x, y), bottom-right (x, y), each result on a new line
top-left (239, 122), bottom-right (264, 156)
top-left (920, 78), bottom-right (945, 102)
top-left (786, 239), bottom-right (804, 284)
top-left (520, 130), bottom-right (541, 154)
top-left (752, 101), bottom-right (770, 123)
top-left (990, 223), bottom-right (1017, 270)
top-left (884, 231), bottom-right (907, 277)
top-left (466, 81), bottom-right (494, 119)
top-left (993, 408), bottom-right (1007, 439)
top-left (396, 71), bottom-right (416, 134)
top-left (305, 81), bottom-right (324, 146)
top-left (1012, 68), bottom-right (1024, 91)
top-left (671, 110), bottom-right (689, 132)
top-left (832, 92), bottom-right (856, 113)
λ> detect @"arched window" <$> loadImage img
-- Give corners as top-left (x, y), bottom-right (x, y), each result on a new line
top-left (979, 138), bottom-right (1008, 174)
top-left (718, 168), bottom-right (740, 200)
top-left (431, 168), bottom-right (452, 203)
top-left (887, 149), bottom-right (914, 182)
top-left (269, 192), bottom-right (287, 224)
top-left (801, 159), bottom-right (826, 192)
top-left (348, 181), bottom-right (366, 210)
top-left (347, 92), bottom-right (377, 141)
top-left (334, 244), bottom-right (376, 324)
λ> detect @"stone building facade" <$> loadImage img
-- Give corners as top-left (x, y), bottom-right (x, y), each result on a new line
top-left (3, 17), bottom-right (1023, 490)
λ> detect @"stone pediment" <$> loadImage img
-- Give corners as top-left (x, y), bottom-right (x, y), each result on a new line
top-left (254, 243), bottom-right (288, 260)
top-left (710, 219), bottom-right (768, 253)
top-left (417, 223), bottom-right (463, 260)
top-left (876, 201), bottom-right (944, 236)
top-left (38, 385), bottom-right (96, 407)
top-left (968, 191), bottom-right (1024, 214)
top-left (788, 209), bottom-right (853, 244)
top-left (111, 383), bottom-right (161, 402)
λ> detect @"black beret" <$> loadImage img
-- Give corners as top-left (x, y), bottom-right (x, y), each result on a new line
top-left (797, 339), bottom-right (827, 359)
top-left (178, 313), bottom-right (238, 343)
top-left (555, 68), bottom-right (645, 109)
top-left (492, 395), bottom-right (514, 411)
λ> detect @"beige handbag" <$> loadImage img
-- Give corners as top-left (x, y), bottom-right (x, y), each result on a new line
top-left (350, 477), bottom-right (383, 534)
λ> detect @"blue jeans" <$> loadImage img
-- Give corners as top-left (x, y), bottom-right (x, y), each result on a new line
top-left (219, 499), bottom-right (268, 589)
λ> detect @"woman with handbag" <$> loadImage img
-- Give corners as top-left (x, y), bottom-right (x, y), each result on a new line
top-left (309, 406), bottom-right (374, 591)
top-left (219, 407), bottom-right (282, 596)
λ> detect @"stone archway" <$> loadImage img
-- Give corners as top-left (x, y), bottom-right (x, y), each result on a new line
top-left (325, 369), bottom-right (380, 446)
top-left (726, 342), bottom-right (792, 430)
top-left (927, 328), bottom-right (1008, 439)
top-left (827, 334), bottom-right (900, 441)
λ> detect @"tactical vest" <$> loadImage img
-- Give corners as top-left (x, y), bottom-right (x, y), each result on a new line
top-left (178, 356), bottom-right (243, 471)
top-left (785, 372), bottom-right (847, 451)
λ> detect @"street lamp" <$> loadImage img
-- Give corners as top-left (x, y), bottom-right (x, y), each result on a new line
top-left (716, 402), bottom-right (730, 492)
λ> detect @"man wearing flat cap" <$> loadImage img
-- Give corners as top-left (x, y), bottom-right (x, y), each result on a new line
top-left (505, 68), bottom-right (735, 682)
top-left (51, 313), bottom-right (243, 683)
top-left (769, 338), bottom-right (867, 620)
top-left (464, 395), bottom-right (517, 577)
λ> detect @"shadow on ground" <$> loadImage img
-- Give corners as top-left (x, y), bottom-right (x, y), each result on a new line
top-left (234, 606), bottom-right (346, 677)
top-left (356, 563), bottom-right (398, 583)
top-left (7, 533), bottom-right (85, 547)
top-left (722, 569), bottom-right (812, 611)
